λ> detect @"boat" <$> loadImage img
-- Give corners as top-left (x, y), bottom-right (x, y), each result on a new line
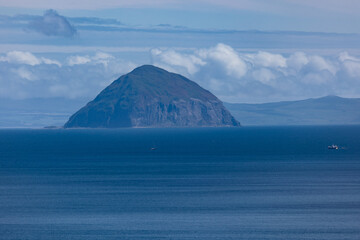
top-left (328, 144), bottom-right (339, 150)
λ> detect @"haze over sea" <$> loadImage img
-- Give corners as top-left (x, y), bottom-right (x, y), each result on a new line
top-left (1, 126), bottom-right (359, 240)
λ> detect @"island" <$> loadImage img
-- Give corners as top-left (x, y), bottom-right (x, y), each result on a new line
top-left (64, 65), bottom-right (240, 128)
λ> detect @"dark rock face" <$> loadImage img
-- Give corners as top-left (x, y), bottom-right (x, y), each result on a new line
top-left (64, 65), bottom-right (240, 128)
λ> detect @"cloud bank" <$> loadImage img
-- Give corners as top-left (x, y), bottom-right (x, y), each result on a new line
top-left (151, 43), bottom-right (360, 102)
top-left (0, 51), bottom-right (135, 99)
top-left (0, 51), bottom-right (61, 66)
top-left (1, 44), bottom-right (360, 102)
top-left (27, 9), bottom-right (76, 37)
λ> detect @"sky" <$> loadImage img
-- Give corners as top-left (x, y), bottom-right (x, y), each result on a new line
top-left (1, 0), bottom-right (360, 104)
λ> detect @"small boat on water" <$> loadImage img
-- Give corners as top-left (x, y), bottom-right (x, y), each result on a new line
top-left (328, 144), bottom-right (339, 150)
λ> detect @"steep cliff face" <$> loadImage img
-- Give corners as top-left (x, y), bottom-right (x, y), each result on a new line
top-left (64, 65), bottom-right (240, 128)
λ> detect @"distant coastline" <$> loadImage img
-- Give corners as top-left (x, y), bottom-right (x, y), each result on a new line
top-left (1, 95), bottom-right (360, 128)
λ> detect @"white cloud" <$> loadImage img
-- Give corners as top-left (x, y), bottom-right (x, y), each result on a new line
top-left (93, 52), bottom-right (114, 60)
top-left (342, 60), bottom-right (360, 78)
top-left (198, 43), bottom-right (247, 78)
top-left (339, 52), bottom-right (360, 62)
top-left (246, 51), bottom-right (287, 68)
top-left (67, 52), bottom-right (116, 67)
top-left (0, 51), bottom-right (41, 66)
top-left (338, 52), bottom-right (360, 78)
top-left (67, 55), bottom-right (91, 66)
top-left (287, 52), bottom-right (309, 71)
top-left (41, 57), bottom-right (61, 67)
top-left (307, 55), bottom-right (337, 75)
top-left (0, 51), bottom-right (61, 66)
top-left (252, 68), bottom-right (275, 84)
top-left (151, 48), bottom-right (205, 75)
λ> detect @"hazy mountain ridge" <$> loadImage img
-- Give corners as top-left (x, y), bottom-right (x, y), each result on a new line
top-left (1, 95), bottom-right (360, 128)
top-left (64, 65), bottom-right (240, 128)
top-left (225, 96), bottom-right (360, 126)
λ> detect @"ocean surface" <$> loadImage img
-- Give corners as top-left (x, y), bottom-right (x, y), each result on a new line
top-left (0, 126), bottom-right (359, 240)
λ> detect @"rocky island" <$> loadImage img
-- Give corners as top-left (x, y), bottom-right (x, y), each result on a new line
top-left (64, 65), bottom-right (240, 128)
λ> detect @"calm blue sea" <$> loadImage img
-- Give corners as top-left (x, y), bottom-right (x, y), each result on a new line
top-left (0, 126), bottom-right (360, 240)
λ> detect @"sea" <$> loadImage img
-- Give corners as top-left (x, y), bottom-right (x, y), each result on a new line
top-left (0, 126), bottom-right (359, 240)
